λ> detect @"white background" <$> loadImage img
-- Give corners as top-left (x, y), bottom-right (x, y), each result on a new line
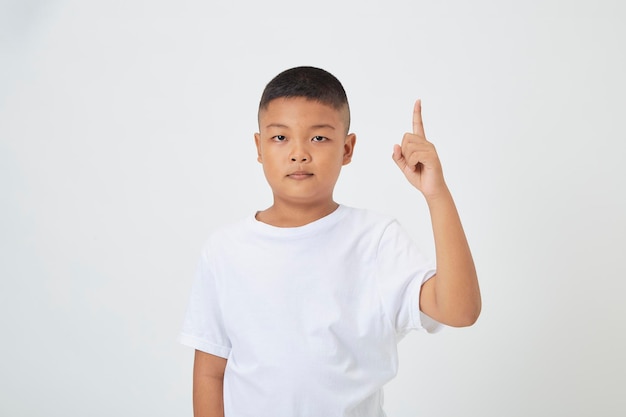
top-left (1, 0), bottom-right (625, 416)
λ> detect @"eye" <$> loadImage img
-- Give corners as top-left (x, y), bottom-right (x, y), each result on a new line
top-left (272, 135), bottom-right (286, 142)
top-left (312, 136), bottom-right (328, 142)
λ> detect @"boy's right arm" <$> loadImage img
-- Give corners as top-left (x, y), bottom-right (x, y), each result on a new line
top-left (193, 350), bottom-right (227, 417)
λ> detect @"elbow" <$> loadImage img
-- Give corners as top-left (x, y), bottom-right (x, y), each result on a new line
top-left (450, 283), bottom-right (482, 327)
top-left (453, 309), bottom-right (481, 327)
top-left (423, 276), bottom-right (482, 327)
top-left (456, 303), bottom-right (482, 327)
top-left (444, 300), bottom-right (481, 328)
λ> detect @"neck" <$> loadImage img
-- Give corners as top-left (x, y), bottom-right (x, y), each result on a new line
top-left (255, 200), bottom-right (339, 227)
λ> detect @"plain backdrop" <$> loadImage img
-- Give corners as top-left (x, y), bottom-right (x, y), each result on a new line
top-left (1, 0), bottom-right (625, 416)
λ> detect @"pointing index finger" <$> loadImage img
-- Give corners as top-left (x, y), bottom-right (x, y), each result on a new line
top-left (412, 99), bottom-right (425, 137)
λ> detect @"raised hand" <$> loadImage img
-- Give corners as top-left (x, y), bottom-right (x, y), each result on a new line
top-left (392, 100), bottom-right (480, 327)
top-left (392, 100), bottom-right (448, 200)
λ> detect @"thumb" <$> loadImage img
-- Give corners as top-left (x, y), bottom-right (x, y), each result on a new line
top-left (392, 144), bottom-right (416, 174)
top-left (392, 144), bottom-right (409, 171)
top-left (392, 144), bottom-right (403, 164)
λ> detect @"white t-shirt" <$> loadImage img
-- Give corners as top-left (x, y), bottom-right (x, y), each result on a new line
top-left (180, 205), bottom-right (440, 417)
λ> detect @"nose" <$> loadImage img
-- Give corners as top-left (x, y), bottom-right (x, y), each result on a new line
top-left (289, 142), bottom-right (310, 162)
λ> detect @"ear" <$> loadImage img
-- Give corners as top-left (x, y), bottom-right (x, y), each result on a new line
top-left (342, 133), bottom-right (356, 165)
top-left (254, 133), bottom-right (262, 163)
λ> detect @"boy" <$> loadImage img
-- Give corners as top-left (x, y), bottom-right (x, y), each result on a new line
top-left (180, 66), bottom-right (481, 417)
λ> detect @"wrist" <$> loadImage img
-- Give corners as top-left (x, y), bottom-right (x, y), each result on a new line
top-left (423, 183), bottom-right (452, 205)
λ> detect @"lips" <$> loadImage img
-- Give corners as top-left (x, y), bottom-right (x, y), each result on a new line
top-left (287, 171), bottom-right (314, 179)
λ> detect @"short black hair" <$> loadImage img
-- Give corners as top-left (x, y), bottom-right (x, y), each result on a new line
top-left (259, 66), bottom-right (350, 130)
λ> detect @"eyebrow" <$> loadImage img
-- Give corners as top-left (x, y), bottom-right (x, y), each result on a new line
top-left (264, 123), bottom-right (336, 130)
top-left (311, 124), bottom-right (336, 130)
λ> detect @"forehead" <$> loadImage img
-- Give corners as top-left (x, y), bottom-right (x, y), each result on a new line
top-left (258, 97), bottom-right (348, 130)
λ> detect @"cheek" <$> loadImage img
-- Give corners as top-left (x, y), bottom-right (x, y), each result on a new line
top-left (322, 154), bottom-right (345, 174)
top-left (260, 153), bottom-right (283, 174)
top-left (261, 163), bottom-right (278, 183)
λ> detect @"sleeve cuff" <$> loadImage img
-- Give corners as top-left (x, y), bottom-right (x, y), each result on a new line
top-left (412, 269), bottom-right (444, 334)
top-left (179, 333), bottom-right (231, 358)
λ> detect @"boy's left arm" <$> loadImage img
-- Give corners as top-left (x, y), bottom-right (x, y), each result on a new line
top-left (392, 100), bottom-right (481, 327)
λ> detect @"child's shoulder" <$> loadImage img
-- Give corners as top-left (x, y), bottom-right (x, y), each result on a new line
top-left (198, 215), bottom-right (252, 252)
top-left (340, 204), bottom-right (398, 228)
top-left (328, 205), bottom-right (402, 243)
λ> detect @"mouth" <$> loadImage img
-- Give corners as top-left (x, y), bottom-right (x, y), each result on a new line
top-left (287, 171), bottom-right (314, 180)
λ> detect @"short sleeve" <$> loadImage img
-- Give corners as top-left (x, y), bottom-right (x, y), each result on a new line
top-left (179, 251), bottom-right (231, 358)
top-left (375, 220), bottom-right (442, 337)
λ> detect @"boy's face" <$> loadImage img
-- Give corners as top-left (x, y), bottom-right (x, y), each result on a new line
top-left (255, 97), bottom-right (356, 207)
